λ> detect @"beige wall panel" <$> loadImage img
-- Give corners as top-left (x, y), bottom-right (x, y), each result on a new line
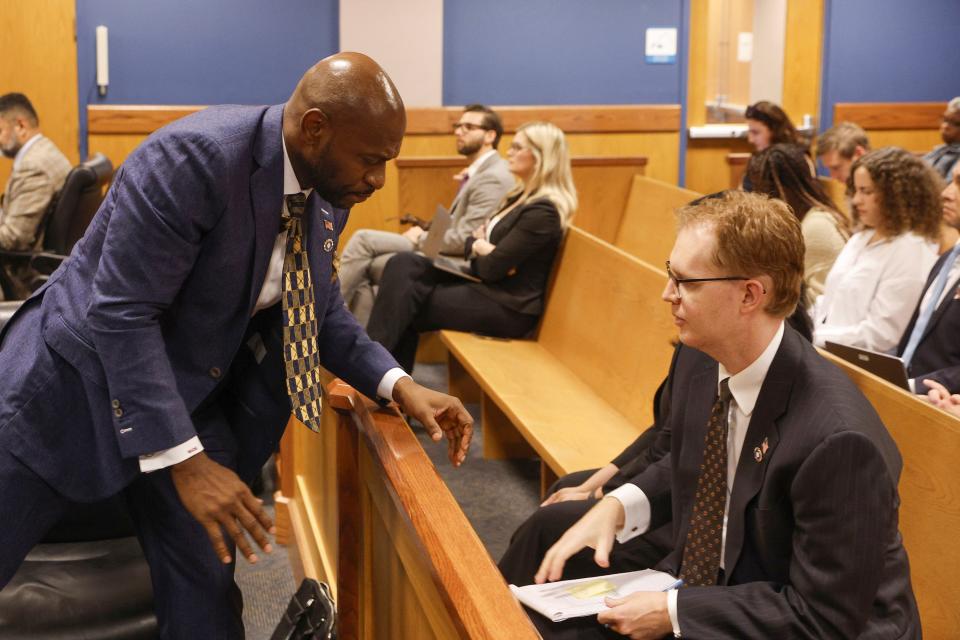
top-left (0, 0), bottom-right (79, 188)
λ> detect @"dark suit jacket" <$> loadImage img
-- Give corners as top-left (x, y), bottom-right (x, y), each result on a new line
top-left (630, 326), bottom-right (920, 639)
top-left (0, 104), bottom-right (397, 501)
top-left (896, 249), bottom-right (960, 392)
top-left (463, 196), bottom-right (563, 315)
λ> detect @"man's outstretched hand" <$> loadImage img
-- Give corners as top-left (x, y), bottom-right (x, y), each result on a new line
top-left (170, 452), bottom-right (276, 564)
top-left (392, 376), bottom-right (473, 466)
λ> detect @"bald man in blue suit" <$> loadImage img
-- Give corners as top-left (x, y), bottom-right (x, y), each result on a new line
top-left (0, 53), bottom-right (473, 638)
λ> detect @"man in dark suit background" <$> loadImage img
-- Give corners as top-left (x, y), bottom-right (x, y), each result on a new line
top-left (533, 191), bottom-right (919, 639)
top-left (0, 53), bottom-right (472, 638)
top-left (898, 170), bottom-right (960, 397)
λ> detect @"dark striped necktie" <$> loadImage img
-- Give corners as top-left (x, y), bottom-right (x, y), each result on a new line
top-left (281, 192), bottom-right (323, 433)
top-left (679, 378), bottom-right (732, 587)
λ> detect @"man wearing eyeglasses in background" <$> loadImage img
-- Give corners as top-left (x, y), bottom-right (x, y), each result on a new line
top-left (338, 104), bottom-right (515, 325)
top-left (527, 190), bottom-right (919, 640)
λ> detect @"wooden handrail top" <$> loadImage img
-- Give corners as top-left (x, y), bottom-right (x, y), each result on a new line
top-left (326, 380), bottom-right (539, 639)
top-left (833, 102), bottom-right (947, 131)
top-left (396, 155), bottom-right (649, 169)
top-left (726, 152), bottom-right (751, 165)
top-left (88, 104), bottom-right (681, 136)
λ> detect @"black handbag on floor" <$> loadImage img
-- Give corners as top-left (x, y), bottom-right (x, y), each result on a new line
top-left (270, 578), bottom-right (337, 640)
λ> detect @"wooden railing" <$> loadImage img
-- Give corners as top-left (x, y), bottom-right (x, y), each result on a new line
top-left (277, 380), bottom-right (539, 639)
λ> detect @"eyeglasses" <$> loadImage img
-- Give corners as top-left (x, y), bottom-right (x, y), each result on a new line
top-left (665, 261), bottom-right (759, 299)
top-left (452, 122), bottom-right (488, 133)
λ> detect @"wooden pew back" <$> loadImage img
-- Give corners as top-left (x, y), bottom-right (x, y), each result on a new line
top-left (395, 156), bottom-right (647, 244)
top-left (613, 175), bottom-right (701, 265)
top-left (538, 228), bottom-right (676, 422)
top-left (820, 352), bottom-right (960, 636)
top-left (569, 157), bottom-right (647, 242)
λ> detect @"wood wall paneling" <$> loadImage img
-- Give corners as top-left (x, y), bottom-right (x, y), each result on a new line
top-left (84, 106), bottom-right (681, 250)
top-left (833, 102), bottom-right (948, 156)
top-left (685, 138), bottom-right (754, 195)
top-left (781, 0), bottom-right (824, 124)
top-left (0, 0), bottom-right (80, 188)
top-left (833, 102), bottom-right (947, 130)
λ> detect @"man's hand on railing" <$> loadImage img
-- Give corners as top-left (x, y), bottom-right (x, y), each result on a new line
top-left (392, 376), bottom-right (473, 466)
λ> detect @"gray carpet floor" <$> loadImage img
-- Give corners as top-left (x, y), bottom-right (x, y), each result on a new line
top-left (237, 362), bottom-right (541, 638)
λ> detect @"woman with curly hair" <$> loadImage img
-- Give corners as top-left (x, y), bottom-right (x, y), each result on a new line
top-left (747, 144), bottom-right (850, 305)
top-left (813, 147), bottom-right (943, 351)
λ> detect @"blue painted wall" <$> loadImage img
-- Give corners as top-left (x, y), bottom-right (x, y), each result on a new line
top-left (75, 0), bottom-right (338, 155)
top-left (819, 0), bottom-right (960, 129)
top-left (442, 0), bottom-right (684, 106)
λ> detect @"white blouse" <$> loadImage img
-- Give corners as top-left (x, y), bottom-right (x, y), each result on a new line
top-left (813, 229), bottom-right (938, 352)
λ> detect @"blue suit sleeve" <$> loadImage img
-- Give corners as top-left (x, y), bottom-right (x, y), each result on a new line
top-left (86, 133), bottom-right (228, 457)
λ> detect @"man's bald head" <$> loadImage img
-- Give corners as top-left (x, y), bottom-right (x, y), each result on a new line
top-left (287, 52), bottom-right (404, 128)
top-left (283, 53), bottom-right (406, 208)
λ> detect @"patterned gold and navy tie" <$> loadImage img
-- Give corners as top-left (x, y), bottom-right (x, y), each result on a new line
top-left (281, 192), bottom-right (323, 433)
top-left (679, 378), bottom-right (732, 587)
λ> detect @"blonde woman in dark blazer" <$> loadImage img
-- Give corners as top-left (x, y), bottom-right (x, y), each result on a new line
top-left (366, 121), bottom-right (577, 371)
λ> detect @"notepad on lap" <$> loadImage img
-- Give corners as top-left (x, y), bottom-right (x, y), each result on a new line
top-left (509, 569), bottom-right (682, 622)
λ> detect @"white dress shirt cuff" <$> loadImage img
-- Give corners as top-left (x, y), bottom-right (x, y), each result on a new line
top-left (606, 483), bottom-right (651, 543)
top-left (908, 378), bottom-right (917, 393)
top-left (667, 588), bottom-right (682, 637)
top-left (139, 436), bottom-right (203, 473)
top-left (378, 368), bottom-right (410, 402)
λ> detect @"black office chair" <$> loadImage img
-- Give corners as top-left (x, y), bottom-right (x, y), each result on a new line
top-left (0, 154), bottom-right (158, 638)
top-left (0, 152), bottom-right (113, 300)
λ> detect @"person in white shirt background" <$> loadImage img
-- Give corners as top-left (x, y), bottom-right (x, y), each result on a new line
top-left (813, 147), bottom-right (944, 352)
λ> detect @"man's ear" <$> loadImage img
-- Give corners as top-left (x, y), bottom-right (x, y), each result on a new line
top-left (300, 108), bottom-right (331, 146)
top-left (741, 278), bottom-right (769, 312)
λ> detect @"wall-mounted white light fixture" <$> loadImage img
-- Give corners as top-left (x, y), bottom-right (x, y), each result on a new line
top-left (96, 25), bottom-right (109, 96)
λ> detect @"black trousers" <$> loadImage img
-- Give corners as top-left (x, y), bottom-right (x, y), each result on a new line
top-left (499, 470), bottom-right (674, 640)
top-left (366, 252), bottom-right (538, 372)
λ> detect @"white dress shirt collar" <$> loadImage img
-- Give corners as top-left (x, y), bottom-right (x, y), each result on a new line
top-left (465, 149), bottom-right (497, 179)
top-left (718, 321), bottom-right (785, 417)
top-left (281, 134), bottom-right (311, 197)
top-left (12, 133), bottom-right (43, 171)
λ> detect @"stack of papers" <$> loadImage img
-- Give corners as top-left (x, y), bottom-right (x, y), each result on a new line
top-left (510, 569), bottom-right (681, 622)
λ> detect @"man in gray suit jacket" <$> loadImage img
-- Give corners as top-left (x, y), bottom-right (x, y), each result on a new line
top-left (0, 93), bottom-right (72, 252)
top-left (339, 104), bottom-right (515, 325)
top-left (533, 191), bottom-right (919, 639)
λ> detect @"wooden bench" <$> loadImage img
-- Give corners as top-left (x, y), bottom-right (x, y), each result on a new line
top-left (820, 352), bottom-right (960, 636)
top-left (400, 155), bottom-right (648, 364)
top-left (613, 175), bottom-right (701, 265)
top-left (396, 155), bottom-right (647, 244)
top-left (441, 227), bottom-right (676, 490)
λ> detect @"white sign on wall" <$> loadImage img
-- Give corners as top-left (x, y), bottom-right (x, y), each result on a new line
top-left (645, 27), bottom-right (677, 64)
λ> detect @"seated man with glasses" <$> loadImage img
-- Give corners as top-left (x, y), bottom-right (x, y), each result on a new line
top-left (338, 104), bottom-right (515, 325)
top-left (525, 190), bottom-right (919, 640)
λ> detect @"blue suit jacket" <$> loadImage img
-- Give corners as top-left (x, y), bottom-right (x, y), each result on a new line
top-left (0, 104), bottom-right (397, 500)
top-left (896, 249), bottom-right (960, 392)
